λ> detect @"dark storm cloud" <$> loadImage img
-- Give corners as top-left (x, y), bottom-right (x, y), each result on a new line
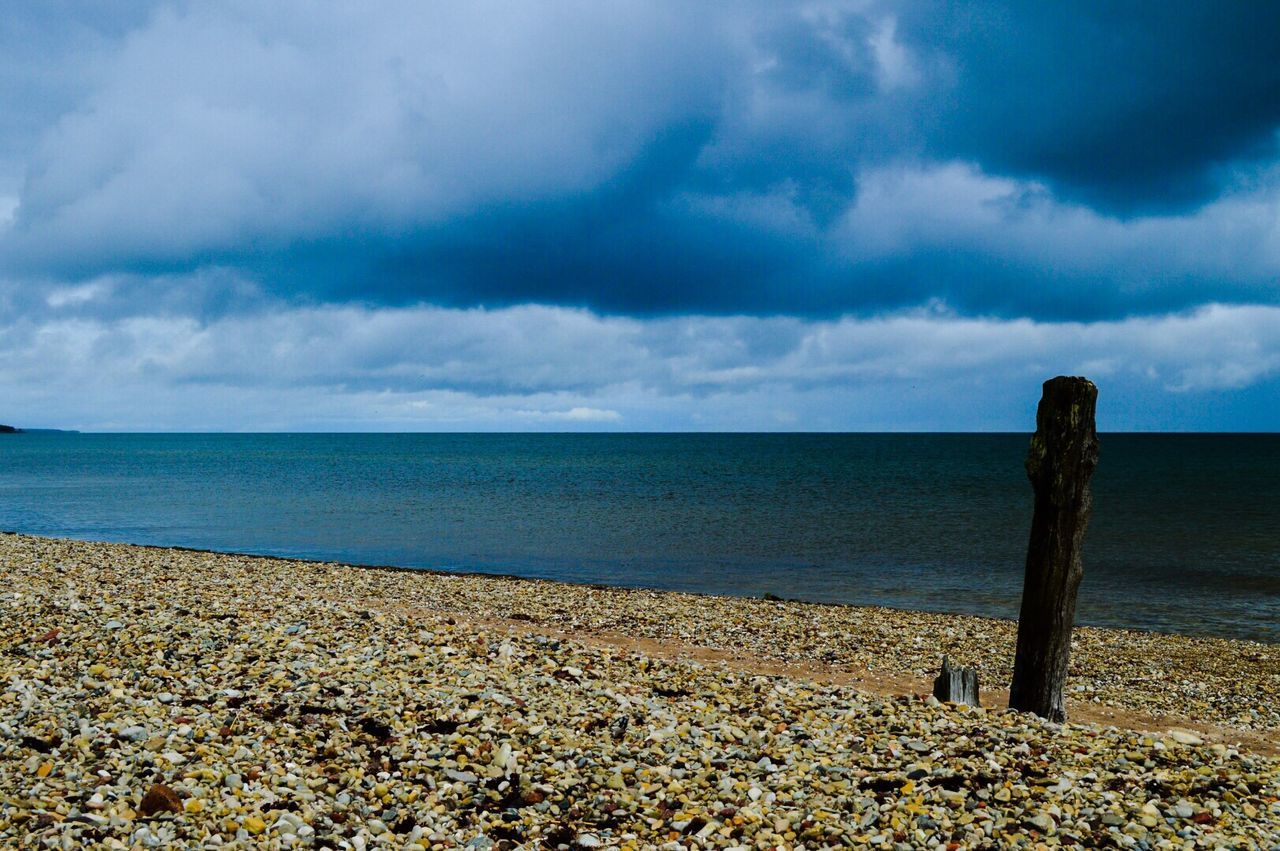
top-left (895, 2), bottom-right (1280, 213)
top-left (1, 1), bottom-right (1278, 321)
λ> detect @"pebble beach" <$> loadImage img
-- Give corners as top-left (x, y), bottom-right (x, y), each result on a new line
top-left (1, 533), bottom-right (1277, 849)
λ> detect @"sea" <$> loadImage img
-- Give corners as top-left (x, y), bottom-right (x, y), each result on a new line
top-left (0, 433), bottom-right (1275, 644)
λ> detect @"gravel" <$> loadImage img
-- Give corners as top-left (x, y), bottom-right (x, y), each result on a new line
top-left (2, 533), bottom-right (1277, 848)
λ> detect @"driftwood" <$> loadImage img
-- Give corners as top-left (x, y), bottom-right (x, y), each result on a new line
top-left (933, 656), bottom-right (980, 707)
top-left (1008, 376), bottom-right (1099, 722)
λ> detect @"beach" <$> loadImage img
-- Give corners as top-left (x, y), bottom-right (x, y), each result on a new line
top-left (1, 532), bottom-right (1276, 848)
top-left (5, 432), bottom-right (1276, 646)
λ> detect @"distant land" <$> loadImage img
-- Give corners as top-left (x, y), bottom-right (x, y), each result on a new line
top-left (0, 424), bottom-right (79, 434)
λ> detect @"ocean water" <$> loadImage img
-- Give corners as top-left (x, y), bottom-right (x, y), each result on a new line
top-left (0, 433), bottom-right (1275, 643)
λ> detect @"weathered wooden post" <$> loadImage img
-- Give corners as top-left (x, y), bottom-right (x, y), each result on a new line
top-left (1009, 376), bottom-right (1099, 722)
top-left (933, 656), bottom-right (980, 707)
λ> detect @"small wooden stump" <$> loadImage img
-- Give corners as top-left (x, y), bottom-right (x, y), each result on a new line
top-left (933, 656), bottom-right (980, 707)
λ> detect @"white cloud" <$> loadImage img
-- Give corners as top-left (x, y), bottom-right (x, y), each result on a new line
top-left (837, 161), bottom-right (1280, 284)
top-left (868, 15), bottom-right (921, 91)
top-left (515, 407), bottom-right (624, 423)
top-left (0, 302), bottom-right (1276, 431)
top-left (44, 280), bottom-right (112, 308)
top-left (8, 2), bottom-right (729, 266)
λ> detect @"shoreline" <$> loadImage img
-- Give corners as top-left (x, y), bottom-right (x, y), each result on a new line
top-left (5, 530), bottom-right (1273, 648)
top-left (2, 533), bottom-right (1277, 846)
top-left (4, 532), bottom-right (1278, 744)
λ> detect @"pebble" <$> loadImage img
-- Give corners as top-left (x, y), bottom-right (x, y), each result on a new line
top-left (137, 784), bottom-right (182, 817)
top-left (1, 532), bottom-right (1277, 848)
top-left (1026, 813), bottom-right (1055, 833)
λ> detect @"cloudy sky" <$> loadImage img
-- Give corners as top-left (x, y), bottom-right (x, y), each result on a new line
top-left (1, 2), bottom-right (1278, 431)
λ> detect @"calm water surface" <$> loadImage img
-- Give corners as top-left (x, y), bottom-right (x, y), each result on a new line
top-left (0, 433), bottom-right (1275, 643)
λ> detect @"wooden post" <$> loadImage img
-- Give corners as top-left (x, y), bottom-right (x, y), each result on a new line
top-left (1009, 376), bottom-right (1099, 722)
top-left (933, 656), bottom-right (980, 707)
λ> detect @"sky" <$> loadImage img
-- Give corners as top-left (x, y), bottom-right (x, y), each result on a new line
top-left (1, 1), bottom-right (1278, 431)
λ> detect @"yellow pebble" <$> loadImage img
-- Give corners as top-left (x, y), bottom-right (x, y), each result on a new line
top-left (35, 762), bottom-right (52, 778)
top-left (243, 816), bottom-right (266, 835)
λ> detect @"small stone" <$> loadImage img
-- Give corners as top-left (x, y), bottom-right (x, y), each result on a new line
top-left (0, 533), bottom-right (1276, 850)
top-left (1026, 813), bottom-right (1055, 833)
top-left (138, 784), bottom-right (182, 817)
top-left (104, 619), bottom-right (125, 629)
